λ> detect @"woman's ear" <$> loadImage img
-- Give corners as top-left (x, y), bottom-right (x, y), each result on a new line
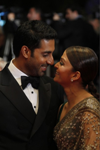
top-left (20, 45), bottom-right (31, 58)
top-left (72, 71), bottom-right (81, 81)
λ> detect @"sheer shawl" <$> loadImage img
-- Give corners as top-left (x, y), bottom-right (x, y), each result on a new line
top-left (53, 97), bottom-right (100, 150)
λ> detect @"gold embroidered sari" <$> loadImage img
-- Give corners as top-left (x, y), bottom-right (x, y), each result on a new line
top-left (53, 97), bottom-right (100, 150)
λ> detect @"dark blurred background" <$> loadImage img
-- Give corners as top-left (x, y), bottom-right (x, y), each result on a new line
top-left (0, 0), bottom-right (89, 13)
top-left (0, 0), bottom-right (99, 25)
top-left (0, 0), bottom-right (99, 16)
top-left (0, 0), bottom-right (99, 90)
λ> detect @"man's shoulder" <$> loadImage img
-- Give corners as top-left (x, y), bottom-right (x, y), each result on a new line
top-left (41, 75), bottom-right (62, 89)
top-left (41, 75), bottom-right (64, 93)
top-left (41, 75), bottom-right (64, 103)
top-left (41, 75), bottom-right (56, 84)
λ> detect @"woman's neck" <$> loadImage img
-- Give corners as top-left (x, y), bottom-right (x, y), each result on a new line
top-left (64, 87), bottom-right (93, 109)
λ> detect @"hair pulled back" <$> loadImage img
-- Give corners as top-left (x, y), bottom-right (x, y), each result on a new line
top-left (65, 46), bottom-right (99, 100)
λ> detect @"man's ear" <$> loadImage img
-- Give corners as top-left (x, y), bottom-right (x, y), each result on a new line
top-left (72, 71), bottom-right (81, 81)
top-left (20, 45), bottom-right (31, 58)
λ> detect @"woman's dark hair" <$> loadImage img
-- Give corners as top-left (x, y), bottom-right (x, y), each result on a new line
top-left (65, 46), bottom-right (99, 100)
top-left (13, 20), bottom-right (57, 57)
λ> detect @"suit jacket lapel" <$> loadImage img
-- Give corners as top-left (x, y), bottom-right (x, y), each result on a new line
top-left (30, 78), bottom-right (51, 138)
top-left (0, 65), bottom-right (36, 124)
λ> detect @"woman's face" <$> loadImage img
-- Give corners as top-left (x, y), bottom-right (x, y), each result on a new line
top-left (54, 51), bottom-right (74, 87)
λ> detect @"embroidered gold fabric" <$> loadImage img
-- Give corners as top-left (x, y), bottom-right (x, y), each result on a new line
top-left (53, 97), bottom-right (100, 150)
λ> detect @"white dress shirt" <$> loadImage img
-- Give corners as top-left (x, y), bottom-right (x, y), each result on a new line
top-left (8, 60), bottom-right (39, 114)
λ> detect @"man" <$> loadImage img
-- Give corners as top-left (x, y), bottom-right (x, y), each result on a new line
top-left (52, 5), bottom-right (99, 56)
top-left (27, 7), bottom-right (42, 21)
top-left (0, 20), bottom-right (64, 150)
top-left (3, 12), bottom-right (18, 61)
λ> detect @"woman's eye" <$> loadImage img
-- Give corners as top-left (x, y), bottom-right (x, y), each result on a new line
top-left (60, 61), bottom-right (64, 65)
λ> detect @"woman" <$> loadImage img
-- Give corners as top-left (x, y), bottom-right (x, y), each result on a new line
top-left (53, 46), bottom-right (100, 150)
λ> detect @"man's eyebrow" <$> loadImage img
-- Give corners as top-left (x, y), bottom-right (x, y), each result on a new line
top-left (42, 51), bottom-right (52, 53)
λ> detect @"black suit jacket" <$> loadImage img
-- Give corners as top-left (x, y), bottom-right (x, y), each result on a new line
top-left (0, 64), bottom-right (64, 150)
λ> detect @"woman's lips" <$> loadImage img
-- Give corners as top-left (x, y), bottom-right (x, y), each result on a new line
top-left (55, 71), bottom-right (59, 75)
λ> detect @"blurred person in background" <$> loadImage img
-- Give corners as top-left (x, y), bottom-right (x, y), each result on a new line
top-left (52, 5), bottom-right (99, 56)
top-left (27, 7), bottom-right (42, 21)
top-left (88, 13), bottom-right (100, 34)
top-left (87, 7), bottom-right (100, 87)
top-left (0, 26), bottom-right (5, 58)
top-left (87, 7), bottom-right (100, 51)
top-left (2, 12), bottom-right (18, 61)
top-left (51, 12), bottom-right (66, 60)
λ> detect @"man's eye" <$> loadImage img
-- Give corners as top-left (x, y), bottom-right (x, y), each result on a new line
top-left (43, 54), bottom-right (48, 57)
top-left (43, 52), bottom-right (50, 57)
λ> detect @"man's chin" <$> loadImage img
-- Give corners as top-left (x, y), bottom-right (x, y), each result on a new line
top-left (39, 71), bottom-right (46, 76)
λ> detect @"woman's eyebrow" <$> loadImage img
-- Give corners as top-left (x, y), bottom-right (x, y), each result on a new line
top-left (60, 57), bottom-right (66, 62)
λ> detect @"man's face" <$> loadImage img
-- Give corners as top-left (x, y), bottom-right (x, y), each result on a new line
top-left (65, 9), bottom-right (75, 20)
top-left (27, 8), bottom-right (41, 20)
top-left (26, 39), bottom-right (55, 76)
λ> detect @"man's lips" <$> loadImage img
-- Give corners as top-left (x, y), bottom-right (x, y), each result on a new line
top-left (41, 66), bottom-right (47, 71)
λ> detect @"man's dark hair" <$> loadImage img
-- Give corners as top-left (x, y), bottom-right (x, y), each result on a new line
top-left (13, 20), bottom-right (57, 57)
top-left (34, 7), bottom-right (42, 14)
top-left (66, 5), bottom-right (82, 14)
top-left (30, 6), bottom-right (43, 19)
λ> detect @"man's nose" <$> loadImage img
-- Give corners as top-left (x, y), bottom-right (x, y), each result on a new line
top-left (54, 62), bottom-right (59, 68)
top-left (47, 56), bottom-right (54, 65)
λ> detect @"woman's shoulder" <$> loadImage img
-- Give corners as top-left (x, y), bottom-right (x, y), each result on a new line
top-left (84, 97), bottom-right (100, 109)
top-left (78, 97), bottom-right (100, 118)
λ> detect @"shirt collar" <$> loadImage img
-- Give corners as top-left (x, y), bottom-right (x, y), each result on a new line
top-left (8, 59), bottom-right (28, 86)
